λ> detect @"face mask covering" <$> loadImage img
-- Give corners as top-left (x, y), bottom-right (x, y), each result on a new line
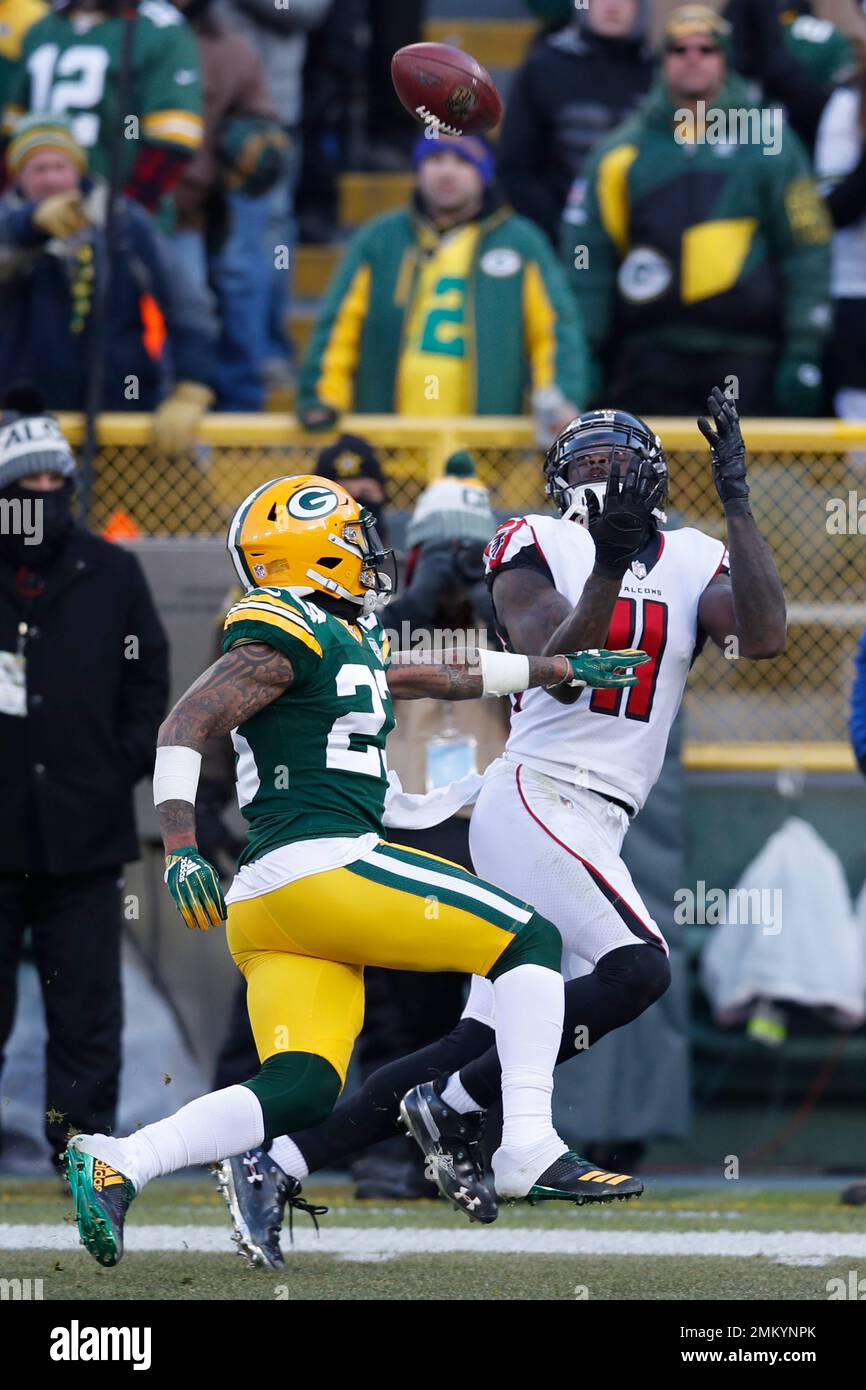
top-left (0, 479), bottom-right (74, 568)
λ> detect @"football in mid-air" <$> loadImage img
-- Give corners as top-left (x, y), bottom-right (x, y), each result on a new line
top-left (391, 42), bottom-right (503, 137)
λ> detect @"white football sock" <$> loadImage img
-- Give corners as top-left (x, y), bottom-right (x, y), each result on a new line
top-left (441, 1072), bottom-right (483, 1115)
top-left (491, 964), bottom-right (566, 1184)
top-left (268, 1135), bottom-right (309, 1181)
top-left (74, 1086), bottom-right (265, 1193)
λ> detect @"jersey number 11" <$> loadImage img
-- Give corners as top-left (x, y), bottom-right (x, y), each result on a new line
top-left (590, 597), bottom-right (667, 722)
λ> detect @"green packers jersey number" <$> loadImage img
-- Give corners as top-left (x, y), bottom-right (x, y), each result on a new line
top-left (27, 42), bottom-right (110, 148)
top-left (326, 664), bottom-right (391, 777)
top-left (221, 587), bottom-right (395, 864)
top-left (419, 276), bottom-right (466, 357)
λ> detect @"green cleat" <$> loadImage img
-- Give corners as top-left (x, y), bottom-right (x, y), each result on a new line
top-left (65, 1138), bottom-right (136, 1267)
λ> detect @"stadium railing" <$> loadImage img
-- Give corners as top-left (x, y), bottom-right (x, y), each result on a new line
top-left (56, 412), bottom-right (866, 771)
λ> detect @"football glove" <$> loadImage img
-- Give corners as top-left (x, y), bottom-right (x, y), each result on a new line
top-left (556, 648), bottom-right (649, 690)
top-left (587, 453), bottom-right (666, 577)
top-left (697, 385), bottom-right (749, 513)
top-left (165, 845), bottom-right (226, 932)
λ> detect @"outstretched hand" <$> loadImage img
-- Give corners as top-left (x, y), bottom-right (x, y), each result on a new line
top-left (697, 386), bottom-right (749, 512)
top-left (558, 647), bottom-right (650, 690)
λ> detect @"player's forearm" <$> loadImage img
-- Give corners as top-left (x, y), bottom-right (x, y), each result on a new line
top-left (154, 643), bottom-right (294, 852)
top-left (538, 572), bottom-right (622, 704)
top-left (387, 652), bottom-right (572, 701)
top-left (725, 510), bottom-right (787, 659)
top-left (158, 800), bottom-right (198, 855)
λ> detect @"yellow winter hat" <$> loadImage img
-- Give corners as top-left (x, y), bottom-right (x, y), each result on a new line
top-left (7, 113), bottom-right (87, 179)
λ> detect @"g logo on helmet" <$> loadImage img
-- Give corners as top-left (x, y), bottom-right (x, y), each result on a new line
top-left (286, 485), bottom-right (339, 521)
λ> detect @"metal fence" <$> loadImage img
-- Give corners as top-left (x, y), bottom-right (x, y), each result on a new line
top-left (58, 412), bottom-right (866, 762)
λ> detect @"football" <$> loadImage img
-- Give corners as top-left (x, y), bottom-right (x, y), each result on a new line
top-left (391, 42), bottom-right (503, 137)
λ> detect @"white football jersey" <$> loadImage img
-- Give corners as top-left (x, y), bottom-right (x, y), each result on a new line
top-left (484, 513), bottom-right (727, 813)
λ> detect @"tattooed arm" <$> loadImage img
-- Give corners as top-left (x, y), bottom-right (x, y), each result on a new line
top-left (386, 650), bottom-right (575, 701)
top-left (490, 566), bottom-right (622, 706)
top-left (157, 642), bottom-right (294, 852)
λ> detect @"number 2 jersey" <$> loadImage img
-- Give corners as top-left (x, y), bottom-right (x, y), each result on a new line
top-left (485, 514), bottom-right (727, 814)
top-left (220, 587), bottom-right (394, 872)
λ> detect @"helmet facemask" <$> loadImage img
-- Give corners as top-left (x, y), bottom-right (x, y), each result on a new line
top-left (311, 507), bottom-right (398, 613)
top-left (544, 414), bottom-right (669, 528)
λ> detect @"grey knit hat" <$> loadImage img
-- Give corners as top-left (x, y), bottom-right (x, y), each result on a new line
top-left (0, 413), bottom-right (77, 488)
top-left (406, 451), bottom-right (494, 547)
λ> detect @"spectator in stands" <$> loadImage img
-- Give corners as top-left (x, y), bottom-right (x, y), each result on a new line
top-left (170, 0), bottom-right (289, 411)
top-left (364, 0), bottom-right (425, 170)
top-left (562, 4), bottom-right (832, 415)
top-left (217, 0), bottom-right (333, 390)
top-left (298, 133), bottom-right (587, 444)
top-left (0, 0), bottom-right (46, 117)
top-left (725, 0), bottom-right (856, 155)
top-left (0, 394), bottom-right (168, 1170)
top-left (0, 116), bottom-right (216, 453)
top-left (499, 0), bottom-right (655, 244)
top-left (3, 0), bottom-right (204, 213)
top-left (316, 432), bottom-right (389, 540)
top-left (295, 0), bottom-right (361, 245)
top-left (522, 0), bottom-right (572, 28)
top-left (814, 35), bottom-right (866, 416)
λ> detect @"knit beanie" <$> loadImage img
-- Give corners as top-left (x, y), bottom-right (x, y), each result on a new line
top-left (406, 451), bottom-right (494, 545)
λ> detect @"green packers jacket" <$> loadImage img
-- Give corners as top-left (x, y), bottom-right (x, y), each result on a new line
top-left (560, 74), bottom-right (832, 365)
top-left (298, 192), bottom-right (588, 418)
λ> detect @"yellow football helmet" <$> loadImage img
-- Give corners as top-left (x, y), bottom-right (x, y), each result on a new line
top-left (227, 474), bottom-right (396, 611)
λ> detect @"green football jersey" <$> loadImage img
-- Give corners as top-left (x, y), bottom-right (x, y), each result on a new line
top-left (0, 0), bottom-right (47, 116)
top-left (4, 0), bottom-right (203, 178)
top-left (221, 587), bottom-right (396, 866)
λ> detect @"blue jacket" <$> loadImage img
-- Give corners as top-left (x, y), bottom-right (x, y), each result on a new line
top-left (850, 629), bottom-right (866, 777)
top-left (0, 179), bottom-right (215, 409)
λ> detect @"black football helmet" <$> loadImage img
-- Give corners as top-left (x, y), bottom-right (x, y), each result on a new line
top-left (544, 408), bottom-right (668, 525)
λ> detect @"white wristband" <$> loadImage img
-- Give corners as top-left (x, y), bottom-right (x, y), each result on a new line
top-left (153, 745), bottom-right (202, 806)
top-left (478, 648), bottom-right (531, 697)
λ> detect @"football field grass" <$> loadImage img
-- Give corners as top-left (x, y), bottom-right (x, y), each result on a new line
top-left (1, 1177), bottom-right (864, 1301)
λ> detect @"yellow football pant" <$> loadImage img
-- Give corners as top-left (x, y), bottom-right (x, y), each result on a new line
top-left (226, 839), bottom-right (537, 1085)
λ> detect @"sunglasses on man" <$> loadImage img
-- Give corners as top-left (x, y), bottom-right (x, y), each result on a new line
top-left (666, 42), bottom-right (721, 56)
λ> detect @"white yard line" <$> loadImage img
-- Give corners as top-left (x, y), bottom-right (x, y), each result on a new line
top-left (1, 1226), bottom-right (865, 1260)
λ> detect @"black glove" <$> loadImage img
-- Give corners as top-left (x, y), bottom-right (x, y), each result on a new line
top-left (587, 453), bottom-right (665, 577)
top-left (697, 386), bottom-right (750, 515)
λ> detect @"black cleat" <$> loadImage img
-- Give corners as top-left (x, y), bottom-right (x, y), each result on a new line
top-left (214, 1147), bottom-right (327, 1269)
top-left (399, 1081), bottom-right (498, 1224)
top-left (514, 1151), bottom-right (644, 1206)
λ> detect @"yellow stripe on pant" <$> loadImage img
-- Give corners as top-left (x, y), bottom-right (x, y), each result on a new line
top-left (226, 839), bottom-right (533, 1084)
